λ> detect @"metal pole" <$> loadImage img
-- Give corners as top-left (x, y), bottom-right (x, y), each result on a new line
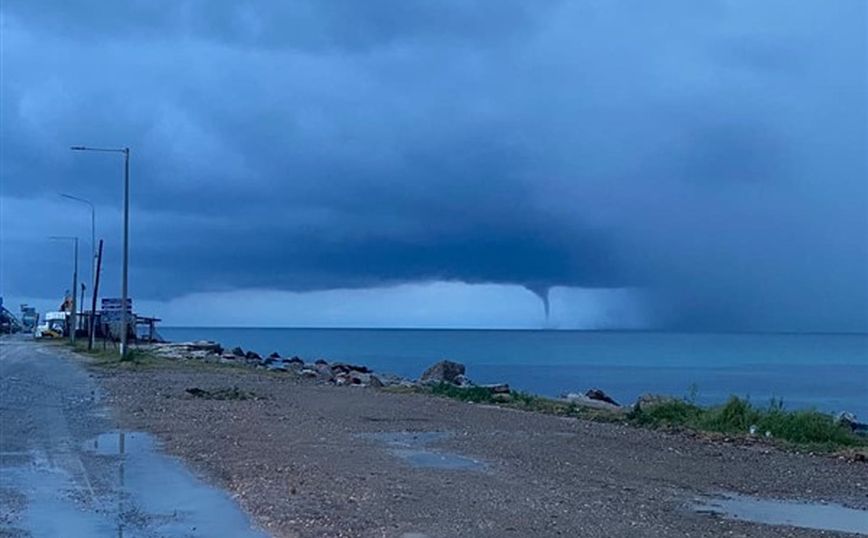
top-left (69, 146), bottom-right (130, 358)
top-left (89, 207), bottom-right (95, 342)
top-left (90, 205), bottom-right (96, 295)
top-left (59, 194), bottom-right (96, 293)
top-left (89, 239), bottom-right (103, 350)
top-left (70, 238), bottom-right (78, 346)
top-left (120, 148), bottom-right (130, 359)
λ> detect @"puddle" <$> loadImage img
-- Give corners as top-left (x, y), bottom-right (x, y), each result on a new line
top-left (79, 431), bottom-right (268, 537)
top-left (87, 431), bottom-right (153, 455)
top-left (358, 431), bottom-right (486, 471)
top-left (1, 432), bottom-right (265, 537)
top-left (692, 493), bottom-right (868, 535)
top-left (2, 458), bottom-right (119, 537)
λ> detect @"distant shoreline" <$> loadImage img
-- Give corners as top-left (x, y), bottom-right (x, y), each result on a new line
top-left (159, 325), bottom-right (868, 337)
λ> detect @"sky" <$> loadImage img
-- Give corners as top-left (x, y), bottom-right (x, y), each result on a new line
top-left (1, 0), bottom-right (866, 331)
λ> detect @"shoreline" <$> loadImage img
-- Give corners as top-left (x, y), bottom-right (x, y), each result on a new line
top-left (156, 327), bottom-right (868, 419)
top-left (133, 338), bottom-right (868, 452)
top-left (71, 338), bottom-right (868, 538)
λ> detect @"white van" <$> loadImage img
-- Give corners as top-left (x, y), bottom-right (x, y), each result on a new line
top-left (35, 312), bottom-right (68, 338)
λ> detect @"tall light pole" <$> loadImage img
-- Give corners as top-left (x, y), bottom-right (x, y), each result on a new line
top-left (50, 236), bottom-right (79, 345)
top-left (59, 193), bottom-right (96, 296)
top-left (71, 145), bottom-right (131, 358)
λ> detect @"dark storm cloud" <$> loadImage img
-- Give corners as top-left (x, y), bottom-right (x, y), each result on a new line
top-left (1, 0), bottom-right (866, 331)
top-left (3, 0), bottom-right (548, 51)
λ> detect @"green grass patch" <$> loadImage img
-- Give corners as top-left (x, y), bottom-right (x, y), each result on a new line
top-left (428, 382), bottom-right (623, 422)
top-left (430, 382), bottom-right (497, 402)
top-left (64, 341), bottom-right (250, 373)
top-left (629, 395), bottom-right (864, 449)
top-left (427, 382), bottom-right (863, 450)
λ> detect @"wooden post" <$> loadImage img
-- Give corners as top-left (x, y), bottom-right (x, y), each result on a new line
top-left (88, 239), bottom-right (103, 350)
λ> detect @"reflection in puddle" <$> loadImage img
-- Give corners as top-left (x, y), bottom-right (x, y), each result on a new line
top-left (359, 431), bottom-right (486, 471)
top-left (89, 431), bottom-right (151, 455)
top-left (10, 430), bottom-right (269, 538)
top-left (692, 493), bottom-right (868, 535)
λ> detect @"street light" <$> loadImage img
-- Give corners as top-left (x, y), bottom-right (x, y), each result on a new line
top-left (59, 193), bottom-right (95, 289)
top-left (50, 236), bottom-right (78, 345)
top-left (71, 145), bottom-right (131, 358)
top-left (59, 193), bottom-right (97, 349)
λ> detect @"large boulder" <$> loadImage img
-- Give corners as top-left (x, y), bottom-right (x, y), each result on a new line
top-left (585, 388), bottom-right (619, 407)
top-left (419, 360), bottom-right (466, 385)
top-left (331, 363), bottom-right (372, 375)
top-left (190, 340), bottom-right (223, 354)
top-left (313, 362), bottom-right (334, 382)
top-left (377, 373), bottom-right (416, 387)
top-left (562, 392), bottom-right (621, 411)
top-left (368, 375), bottom-right (384, 388)
top-left (835, 411), bottom-right (868, 434)
top-left (453, 374), bottom-right (473, 387)
top-left (299, 368), bottom-right (320, 379)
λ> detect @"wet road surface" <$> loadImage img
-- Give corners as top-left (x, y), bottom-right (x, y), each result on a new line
top-left (0, 336), bottom-right (266, 538)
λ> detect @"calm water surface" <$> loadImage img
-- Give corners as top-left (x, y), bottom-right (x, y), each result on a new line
top-left (159, 328), bottom-right (868, 417)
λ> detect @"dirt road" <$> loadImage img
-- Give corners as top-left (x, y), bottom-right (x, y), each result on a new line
top-left (0, 336), bottom-right (264, 537)
top-left (86, 342), bottom-right (868, 537)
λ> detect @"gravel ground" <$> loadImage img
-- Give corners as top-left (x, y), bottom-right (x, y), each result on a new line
top-left (0, 337), bottom-right (265, 538)
top-left (90, 354), bottom-right (868, 538)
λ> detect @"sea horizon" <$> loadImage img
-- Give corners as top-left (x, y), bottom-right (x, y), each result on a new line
top-left (158, 327), bottom-right (868, 419)
top-left (161, 325), bottom-right (868, 337)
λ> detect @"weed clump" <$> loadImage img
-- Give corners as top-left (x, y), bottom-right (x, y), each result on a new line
top-left (629, 395), bottom-right (862, 448)
top-left (184, 386), bottom-right (260, 400)
top-left (431, 381), bottom-right (863, 450)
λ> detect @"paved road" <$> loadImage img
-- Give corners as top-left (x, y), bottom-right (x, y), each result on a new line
top-left (0, 336), bottom-right (266, 538)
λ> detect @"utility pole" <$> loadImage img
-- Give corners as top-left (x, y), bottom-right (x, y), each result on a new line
top-left (71, 145), bottom-right (131, 359)
top-left (79, 283), bottom-right (85, 323)
top-left (60, 194), bottom-right (96, 311)
top-left (121, 147), bottom-right (130, 358)
top-left (89, 239), bottom-right (103, 350)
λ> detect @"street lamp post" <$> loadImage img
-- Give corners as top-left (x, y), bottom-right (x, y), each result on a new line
top-left (50, 236), bottom-right (79, 345)
top-left (71, 145), bottom-right (131, 359)
top-left (59, 193), bottom-right (96, 288)
top-left (60, 193), bottom-right (96, 347)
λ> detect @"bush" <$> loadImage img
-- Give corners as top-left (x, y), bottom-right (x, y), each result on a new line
top-left (697, 396), bottom-right (760, 433)
top-left (629, 399), bottom-right (703, 427)
top-left (430, 382), bottom-right (495, 403)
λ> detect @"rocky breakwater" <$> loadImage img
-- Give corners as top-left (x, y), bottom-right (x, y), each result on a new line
top-left (146, 345), bottom-right (625, 409)
top-left (146, 345), bottom-right (512, 397)
top-left (145, 341), bottom-right (415, 388)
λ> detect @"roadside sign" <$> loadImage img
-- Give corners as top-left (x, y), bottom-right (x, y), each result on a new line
top-left (101, 298), bottom-right (133, 323)
top-left (101, 298), bottom-right (132, 311)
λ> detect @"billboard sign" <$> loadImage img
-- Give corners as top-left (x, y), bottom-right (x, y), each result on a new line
top-left (101, 298), bottom-right (132, 323)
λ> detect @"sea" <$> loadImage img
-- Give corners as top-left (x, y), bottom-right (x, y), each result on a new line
top-left (159, 328), bottom-right (868, 418)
